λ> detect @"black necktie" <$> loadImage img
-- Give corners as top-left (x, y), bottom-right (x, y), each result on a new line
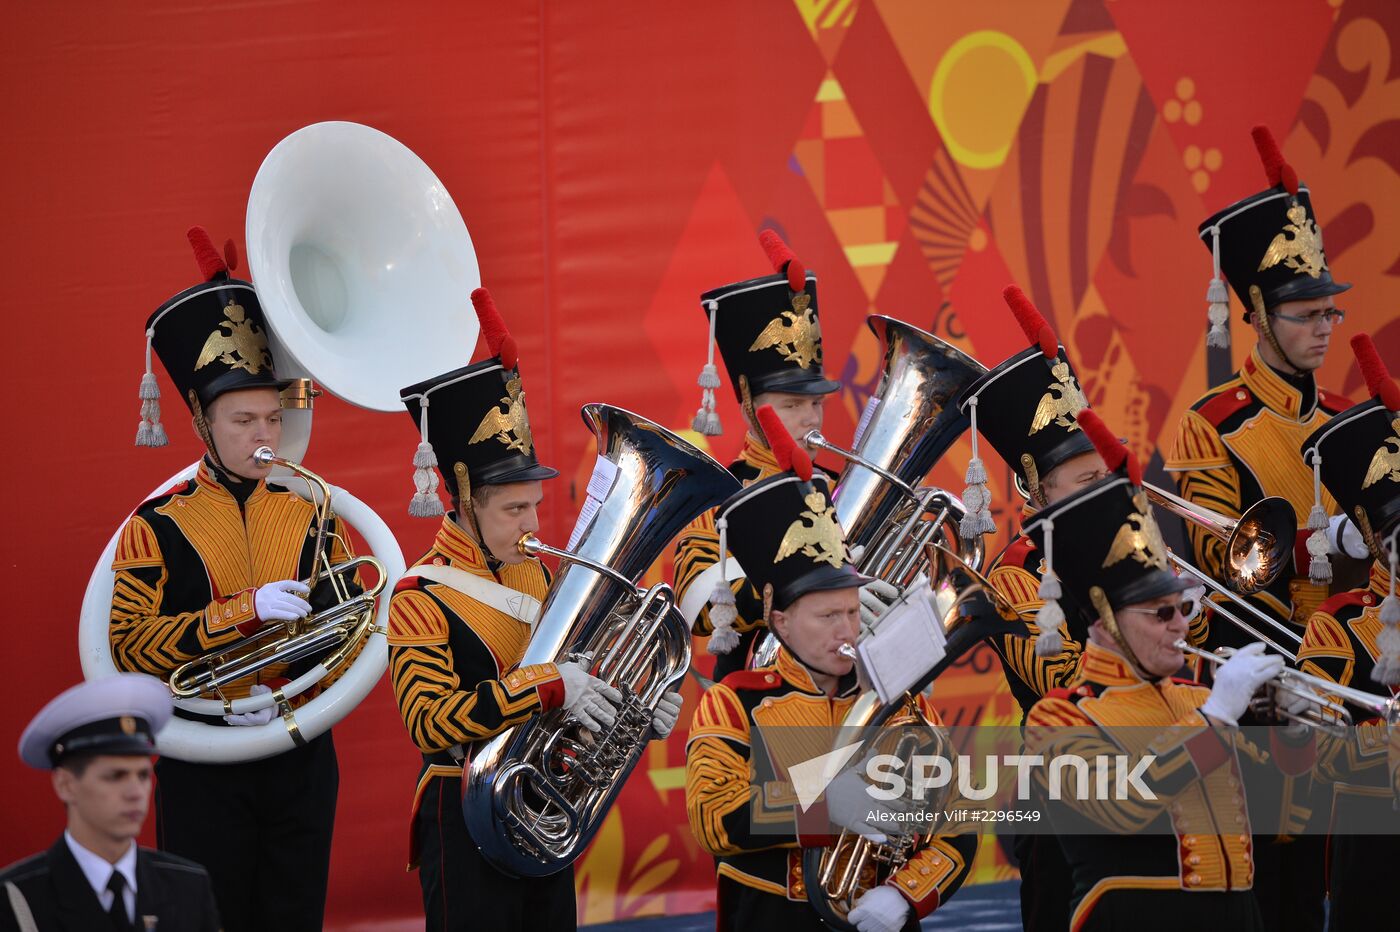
top-left (106, 871), bottom-right (133, 932)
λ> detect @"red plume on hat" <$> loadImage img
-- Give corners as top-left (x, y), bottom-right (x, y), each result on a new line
top-left (1003, 285), bottom-right (1058, 359)
top-left (187, 226), bottom-right (230, 281)
top-left (1076, 409), bottom-right (1142, 487)
top-left (758, 228), bottom-right (807, 293)
top-left (1251, 125), bottom-right (1299, 196)
top-left (756, 404), bottom-right (813, 481)
top-left (1352, 333), bottom-right (1400, 411)
top-left (471, 287), bottom-right (518, 370)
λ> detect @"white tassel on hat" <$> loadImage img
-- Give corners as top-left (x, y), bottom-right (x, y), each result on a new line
top-left (135, 328), bottom-right (168, 447)
top-left (1034, 517), bottom-right (1066, 657)
top-left (408, 395), bottom-right (445, 518)
top-left (1374, 544), bottom-right (1400, 686)
top-left (960, 396), bottom-right (996, 540)
top-left (707, 516), bottom-right (741, 654)
top-left (1205, 225), bottom-right (1231, 349)
top-left (692, 299), bottom-right (724, 436)
top-left (1304, 450), bottom-right (1332, 584)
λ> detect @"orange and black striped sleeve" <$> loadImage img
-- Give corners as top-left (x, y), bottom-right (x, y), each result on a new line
top-left (674, 509), bottom-right (766, 636)
top-left (109, 513), bottom-right (256, 678)
top-left (685, 683), bottom-right (780, 857)
top-left (988, 560), bottom-right (1084, 701)
top-left (387, 585), bottom-right (563, 754)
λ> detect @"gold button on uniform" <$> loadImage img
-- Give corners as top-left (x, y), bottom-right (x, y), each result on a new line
top-left (1187, 873), bottom-right (1202, 886)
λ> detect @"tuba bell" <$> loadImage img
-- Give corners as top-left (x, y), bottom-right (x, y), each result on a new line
top-left (77, 121), bottom-right (489, 761)
top-left (463, 404), bottom-right (741, 877)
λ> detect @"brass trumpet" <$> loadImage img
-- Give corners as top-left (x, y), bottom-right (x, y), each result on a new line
top-left (1145, 483), bottom-right (1296, 594)
top-left (168, 447), bottom-right (386, 701)
top-left (1174, 640), bottom-right (1400, 729)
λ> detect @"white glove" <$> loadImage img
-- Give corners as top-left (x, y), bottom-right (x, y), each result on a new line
top-left (847, 885), bottom-right (912, 932)
top-left (859, 578), bottom-right (900, 627)
top-left (825, 767), bottom-right (902, 844)
top-left (1198, 642), bottom-right (1284, 724)
top-left (1328, 515), bottom-right (1371, 559)
top-left (254, 580), bottom-right (312, 622)
top-left (651, 691), bottom-right (683, 738)
top-left (556, 661), bottom-right (622, 733)
top-left (224, 684), bottom-right (276, 727)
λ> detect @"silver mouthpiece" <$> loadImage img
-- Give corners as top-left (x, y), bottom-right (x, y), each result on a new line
top-left (253, 446), bottom-right (278, 466)
top-left (837, 644), bottom-right (858, 661)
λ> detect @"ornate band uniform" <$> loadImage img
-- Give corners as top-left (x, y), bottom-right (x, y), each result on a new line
top-left (1166, 127), bottom-right (1354, 931)
top-left (3, 676), bottom-right (221, 932)
top-left (109, 231), bottom-right (351, 932)
top-left (1022, 437), bottom-right (1313, 932)
top-left (1167, 127), bottom-right (1353, 642)
top-left (677, 230), bottom-right (839, 681)
top-left (684, 422), bottom-right (975, 930)
top-left (387, 289), bottom-right (574, 931)
top-left (1294, 340), bottom-right (1400, 930)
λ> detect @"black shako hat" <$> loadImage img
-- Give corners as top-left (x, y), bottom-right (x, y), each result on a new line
top-left (716, 405), bottom-right (868, 613)
top-left (135, 227), bottom-right (287, 447)
top-left (1302, 334), bottom-right (1400, 549)
top-left (399, 288), bottom-right (558, 517)
top-left (691, 229), bottom-right (839, 437)
top-left (1024, 410), bottom-right (1193, 627)
top-left (957, 285), bottom-right (1094, 511)
top-left (1197, 125), bottom-right (1349, 348)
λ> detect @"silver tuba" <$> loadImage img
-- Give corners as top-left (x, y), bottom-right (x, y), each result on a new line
top-left (464, 404), bottom-right (741, 877)
top-left (810, 315), bottom-right (989, 589)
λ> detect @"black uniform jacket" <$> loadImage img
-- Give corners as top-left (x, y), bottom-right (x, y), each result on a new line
top-left (0, 837), bottom-right (221, 932)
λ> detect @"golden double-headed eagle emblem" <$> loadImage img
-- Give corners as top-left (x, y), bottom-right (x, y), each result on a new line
top-left (749, 293), bottom-right (821, 369)
top-left (1029, 361), bottom-right (1089, 436)
top-left (775, 490), bottom-right (847, 568)
top-left (1258, 203), bottom-right (1327, 278)
top-left (1362, 421), bottom-right (1400, 489)
top-left (194, 302), bottom-right (273, 375)
top-left (1102, 491), bottom-right (1169, 571)
top-left (469, 376), bottom-right (534, 455)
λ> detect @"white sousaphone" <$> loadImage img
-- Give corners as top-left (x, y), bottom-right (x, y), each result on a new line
top-left (78, 121), bottom-right (479, 762)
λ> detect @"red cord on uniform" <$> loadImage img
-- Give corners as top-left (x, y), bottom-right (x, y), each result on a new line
top-left (1251, 125), bottom-right (1298, 195)
top-left (1352, 333), bottom-right (1400, 411)
top-left (758, 228), bottom-right (806, 293)
top-left (1077, 409), bottom-right (1141, 485)
top-left (472, 287), bottom-right (519, 370)
top-left (187, 226), bottom-right (228, 281)
top-left (1003, 285), bottom-right (1058, 359)
top-left (756, 404), bottom-right (812, 481)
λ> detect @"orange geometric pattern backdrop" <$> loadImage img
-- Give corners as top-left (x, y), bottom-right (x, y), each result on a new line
top-left (3, 0), bottom-right (1398, 926)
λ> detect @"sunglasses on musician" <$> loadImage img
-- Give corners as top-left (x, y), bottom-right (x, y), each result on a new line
top-left (1120, 599), bottom-right (1197, 624)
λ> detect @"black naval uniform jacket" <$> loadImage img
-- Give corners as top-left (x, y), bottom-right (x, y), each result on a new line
top-left (0, 838), bottom-right (220, 932)
top-left (685, 647), bottom-right (976, 929)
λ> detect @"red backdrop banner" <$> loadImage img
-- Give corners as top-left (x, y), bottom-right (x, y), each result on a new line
top-left (4, 1), bottom-right (1399, 926)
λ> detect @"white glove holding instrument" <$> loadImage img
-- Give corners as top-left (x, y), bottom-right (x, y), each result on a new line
top-left (651, 691), bottom-right (684, 738)
top-left (824, 767), bottom-right (903, 845)
top-left (847, 885), bottom-right (912, 932)
top-left (224, 684), bottom-right (276, 727)
top-left (254, 579), bottom-right (312, 623)
top-left (858, 578), bottom-right (900, 628)
top-left (557, 661), bottom-right (622, 733)
top-left (1198, 642), bottom-right (1284, 724)
top-left (1328, 515), bottom-right (1371, 559)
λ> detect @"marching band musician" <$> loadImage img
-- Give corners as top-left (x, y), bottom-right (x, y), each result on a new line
top-left (675, 229), bottom-right (896, 680)
top-left (386, 288), bottom-right (683, 932)
top-left (1164, 124), bottom-right (1358, 930)
top-left (1166, 124), bottom-right (1362, 648)
top-left (684, 406), bottom-right (977, 932)
top-left (108, 228), bottom-right (359, 931)
top-left (954, 284), bottom-right (1110, 932)
top-left (1, 675), bottom-right (220, 932)
top-left (1295, 333), bottom-right (1400, 929)
top-left (1025, 409), bottom-right (1319, 932)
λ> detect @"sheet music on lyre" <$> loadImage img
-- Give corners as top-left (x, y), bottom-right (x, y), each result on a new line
top-left (856, 576), bottom-right (947, 706)
top-left (565, 456), bottom-right (619, 552)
